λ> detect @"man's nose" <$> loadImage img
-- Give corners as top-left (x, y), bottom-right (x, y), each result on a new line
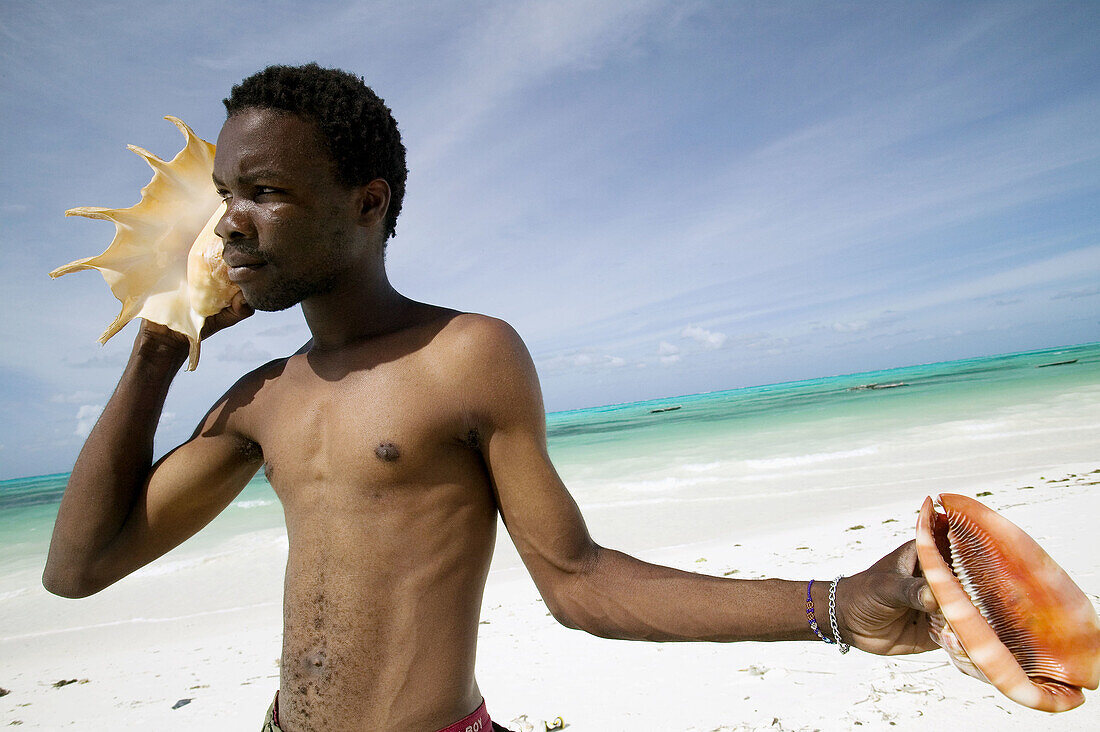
top-left (214, 198), bottom-right (253, 241)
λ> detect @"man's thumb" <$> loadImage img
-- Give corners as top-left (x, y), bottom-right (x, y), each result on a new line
top-left (905, 578), bottom-right (938, 613)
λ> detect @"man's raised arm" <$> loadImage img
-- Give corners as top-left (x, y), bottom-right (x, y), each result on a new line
top-left (43, 300), bottom-right (259, 598)
top-left (461, 316), bottom-right (938, 656)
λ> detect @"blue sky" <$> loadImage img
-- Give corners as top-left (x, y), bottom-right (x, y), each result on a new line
top-left (1, 1), bottom-right (1098, 479)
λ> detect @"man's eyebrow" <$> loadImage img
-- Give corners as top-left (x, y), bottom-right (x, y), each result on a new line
top-left (212, 169), bottom-right (286, 187)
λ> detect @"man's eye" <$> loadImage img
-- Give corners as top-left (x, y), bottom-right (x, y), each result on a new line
top-left (256, 187), bottom-right (280, 196)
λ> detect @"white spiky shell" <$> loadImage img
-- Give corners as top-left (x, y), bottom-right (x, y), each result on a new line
top-left (50, 116), bottom-right (239, 371)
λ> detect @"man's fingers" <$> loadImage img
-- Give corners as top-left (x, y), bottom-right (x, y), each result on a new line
top-left (893, 540), bottom-right (920, 572)
top-left (868, 540), bottom-right (918, 574)
top-left (225, 290), bottom-right (254, 321)
top-left (200, 293), bottom-right (254, 338)
top-left (886, 541), bottom-right (937, 612)
top-left (863, 540), bottom-right (936, 614)
top-left (873, 541), bottom-right (937, 612)
top-left (899, 577), bottom-right (938, 613)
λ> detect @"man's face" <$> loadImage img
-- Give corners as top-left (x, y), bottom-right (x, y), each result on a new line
top-left (213, 108), bottom-right (364, 311)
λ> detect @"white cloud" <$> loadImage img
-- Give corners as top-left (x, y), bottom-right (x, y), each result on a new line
top-left (742, 334), bottom-right (791, 352)
top-left (257, 323), bottom-right (308, 337)
top-left (538, 350), bottom-right (629, 372)
top-left (74, 404), bottom-right (104, 438)
top-left (897, 246), bottom-right (1100, 314)
top-left (658, 340), bottom-right (682, 364)
top-left (216, 340), bottom-right (273, 363)
top-left (831, 321), bottom-right (869, 333)
top-left (681, 325), bottom-right (727, 349)
top-left (1051, 285), bottom-right (1100, 300)
top-left (50, 390), bottom-right (102, 404)
top-left (67, 351), bottom-right (128, 369)
top-left (409, 0), bottom-right (674, 168)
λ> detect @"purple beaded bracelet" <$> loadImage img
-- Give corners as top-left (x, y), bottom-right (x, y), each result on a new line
top-left (805, 579), bottom-right (836, 644)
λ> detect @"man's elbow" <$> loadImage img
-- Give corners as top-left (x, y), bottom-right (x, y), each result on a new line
top-left (536, 545), bottom-right (607, 633)
top-left (41, 560), bottom-right (108, 599)
top-left (542, 578), bottom-right (626, 639)
top-left (544, 597), bottom-right (584, 631)
top-left (545, 597), bottom-right (629, 639)
top-left (42, 573), bottom-right (90, 599)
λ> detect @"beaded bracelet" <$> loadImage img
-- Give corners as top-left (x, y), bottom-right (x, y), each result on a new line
top-left (806, 578), bottom-right (850, 653)
top-left (805, 579), bottom-right (835, 645)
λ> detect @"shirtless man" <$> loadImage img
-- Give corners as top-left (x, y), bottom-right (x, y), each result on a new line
top-left (43, 64), bottom-right (938, 732)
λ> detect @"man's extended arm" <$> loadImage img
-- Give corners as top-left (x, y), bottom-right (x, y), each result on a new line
top-left (43, 304), bottom-right (260, 598)
top-left (463, 316), bottom-right (937, 655)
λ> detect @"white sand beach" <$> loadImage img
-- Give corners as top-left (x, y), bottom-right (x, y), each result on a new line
top-left (2, 464), bottom-right (1098, 731)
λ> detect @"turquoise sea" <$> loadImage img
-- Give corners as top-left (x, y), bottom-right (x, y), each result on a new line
top-left (3, 341), bottom-right (1099, 587)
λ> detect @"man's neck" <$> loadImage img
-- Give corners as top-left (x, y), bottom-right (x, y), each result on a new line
top-left (300, 263), bottom-right (418, 351)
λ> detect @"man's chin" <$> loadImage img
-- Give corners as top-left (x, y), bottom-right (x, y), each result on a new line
top-left (239, 274), bottom-right (335, 312)
top-left (239, 288), bottom-right (305, 313)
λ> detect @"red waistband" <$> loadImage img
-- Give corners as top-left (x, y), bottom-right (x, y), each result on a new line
top-left (438, 699), bottom-right (491, 732)
top-left (273, 692), bottom-right (492, 732)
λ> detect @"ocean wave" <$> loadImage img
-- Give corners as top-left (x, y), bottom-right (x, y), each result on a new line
top-left (0, 587), bottom-right (29, 602)
top-left (582, 484), bottom-right (846, 510)
top-left (0, 601), bottom-right (277, 641)
top-left (234, 499), bottom-right (275, 509)
top-left (132, 554), bottom-right (214, 577)
top-left (131, 532), bottom-right (288, 578)
top-left (742, 446), bottom-right (879, 470)
top-left (944, 419), bottom-right (1010, 433)
top-left (613, 475), bottom-right (725, 493)
top-left (682, 461), bottom-right (723, 473)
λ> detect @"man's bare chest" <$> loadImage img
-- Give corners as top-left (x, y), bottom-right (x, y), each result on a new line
top-left (242, 362), bottom-right (481, 499)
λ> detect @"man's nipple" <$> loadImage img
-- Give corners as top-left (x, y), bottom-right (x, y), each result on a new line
top-left (374, 441), bottom-right (400, 462)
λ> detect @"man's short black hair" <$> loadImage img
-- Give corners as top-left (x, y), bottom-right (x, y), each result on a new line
top-left (224, 63), bottom-right (407, 240)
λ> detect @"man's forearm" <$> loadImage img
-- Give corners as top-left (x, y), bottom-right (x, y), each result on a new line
top-left (550, 546), bottom-right (833, 644)
top-left (43, 330), bottom-right (187, 597)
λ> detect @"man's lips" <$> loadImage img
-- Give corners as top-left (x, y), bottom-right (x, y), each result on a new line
top-left (223, 247), bottom-right (268, 283)
top-left (222, 249), bottom-right (266, 268)
top-left (227, 263), bottom-right (265, 282)
top-left (223, 252), bottom-right (267, 284)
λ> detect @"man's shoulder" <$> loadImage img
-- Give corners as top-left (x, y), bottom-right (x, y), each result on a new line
top-left (439, 311), bottom-right (525, 347)
top-left (431, 312), bottom-right (543, 422)
top-left (216, 351), bottom-right (297, 404)
top-left (432, 312), bottom-right (532, 368)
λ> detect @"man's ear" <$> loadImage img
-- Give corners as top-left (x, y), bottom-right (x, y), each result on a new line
top-left (357, 178), bottom-right (391, 228)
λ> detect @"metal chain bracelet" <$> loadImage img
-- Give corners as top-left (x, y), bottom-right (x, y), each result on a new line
top-left (828, 575), bottom-right (850, 654)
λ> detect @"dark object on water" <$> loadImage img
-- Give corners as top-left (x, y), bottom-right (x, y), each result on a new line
top-left (848, 382), bottom-right (908, 391)
top-left (1036, 359), bottom-right (1077, 368)
top-left (52, 679), bottom-right (79, 688)
top-left (0, 687), bottom-right (9, 697)
top-left (172, 698), bottom-right (193, 710)
top-left (650, 405), bottom-right (682, 414)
